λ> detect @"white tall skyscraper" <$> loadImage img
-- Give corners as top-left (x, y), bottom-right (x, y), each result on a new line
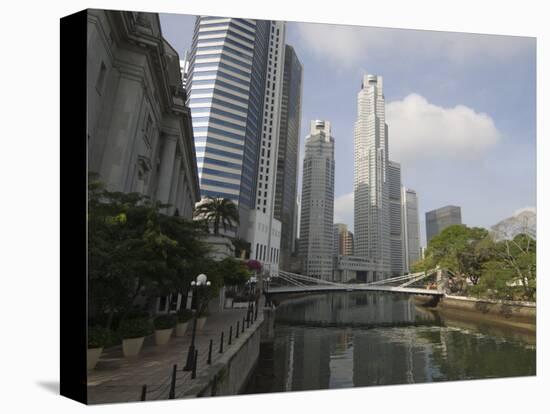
top-left (299, 120), bottom-right (335, 280)
top-left (401, 187), bottom-right (421, 273)
top-left (354, 74), bottom-right (390, 279)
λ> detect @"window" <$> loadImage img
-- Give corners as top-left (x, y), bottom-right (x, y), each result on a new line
top-left (96, 62), bottom-right (107, 95)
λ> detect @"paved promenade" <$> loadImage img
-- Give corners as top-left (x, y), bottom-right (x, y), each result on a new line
top-left (88, 307), bottom-right (258, 404)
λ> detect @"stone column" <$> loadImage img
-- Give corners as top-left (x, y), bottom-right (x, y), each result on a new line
top-left (168, 154), bottom-right (182, 215)
top-left (156, 135), bottom-right (177, 206)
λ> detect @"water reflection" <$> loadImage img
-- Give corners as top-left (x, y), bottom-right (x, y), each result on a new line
top-left (246, 292), bottom-right (535, 394)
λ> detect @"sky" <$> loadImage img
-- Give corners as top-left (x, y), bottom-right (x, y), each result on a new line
top-left (159, 13), bottom-right (536, 246)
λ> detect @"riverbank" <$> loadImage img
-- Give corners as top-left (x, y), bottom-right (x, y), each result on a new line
top-left (415, 294), bottom-right (536, 334)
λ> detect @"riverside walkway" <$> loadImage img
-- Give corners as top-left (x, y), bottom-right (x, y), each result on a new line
top-left (88, 306), bottom-right (259, 404)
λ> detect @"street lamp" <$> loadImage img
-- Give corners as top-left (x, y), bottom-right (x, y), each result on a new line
top-left (263, 276), bottom-right (272, 307)
top-left (246, 276), bottom-right (257, 324)
top-left (183, 274), bottom-right (211, 371)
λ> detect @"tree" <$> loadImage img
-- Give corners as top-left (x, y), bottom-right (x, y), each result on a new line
top-left (193, 197), bottom-right (239, 235)
top-left (87, 175), bottom-right (213, 328)
top-left (423, 225), bottom-right (490, 285)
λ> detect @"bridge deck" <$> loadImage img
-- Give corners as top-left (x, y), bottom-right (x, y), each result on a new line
top-left (268, 284), bottom-right (443, 296)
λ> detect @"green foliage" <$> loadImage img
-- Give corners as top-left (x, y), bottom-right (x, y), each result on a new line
top-left (88, 326), bottom-right (112, 349)
top-left (153, 314), bottom-right (176, 330)
top-left (422, 223), bottom-right (536, 301)
top-left (176, 309), bottom-right (194, 323)
top-left (471, 234), bottom-right (536, 301)
top-left (118, 317), bottom-right (152, 339)
top-left (194, 197), bottom-right (240, 235)
top-left (88, 174), bottom-right (212, 327)
top-left (217, 257), bottom-right (251, 287)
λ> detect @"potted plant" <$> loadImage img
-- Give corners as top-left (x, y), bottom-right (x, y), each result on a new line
top-left (87, 326), bottom-right (111, 370)
top-left (224, 290), bottom-right (236, 309)
top-left (175, 308), bottom-right (193, 337)
top-left (119, 316), bottom-right (152, 357)
top-left (196, 307), bottom-right (209, 330)
top-left (153, 314), bottom-right (176, 345)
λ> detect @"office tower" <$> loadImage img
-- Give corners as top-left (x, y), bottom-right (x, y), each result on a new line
top-left (274, 45), bottom-right (303, 271)
top-left (87, 10), bottom-right (200, 219)
top-left (425, 205), bottom-right (462, 243)
top-left (187, 16), bottom-right (271, 234)
top-left (401, 187), bottom-right (421, 272)
top-left (353, 74), bottom-right (390, 279)
top-left (388, 161), bottom-right (404, 276)
top-left (247, 21), bottom-right (286, 275)
top-left (299, 121), bottom-right (336, 280)
top-left (334, 223), bottom-right (354, 256)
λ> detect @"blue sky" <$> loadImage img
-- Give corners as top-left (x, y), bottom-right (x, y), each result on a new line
top-left (159, 13), bottom-right (536, 246)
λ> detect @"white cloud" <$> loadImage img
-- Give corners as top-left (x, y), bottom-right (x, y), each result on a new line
top-left (294, 23), bottom-right (533, 69)
top-left (386, 94), bottom-right (501, 162)
top-left (334, 192), bottom-right (354, 227)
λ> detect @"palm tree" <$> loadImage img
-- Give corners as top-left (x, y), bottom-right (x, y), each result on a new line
top-left (194, 197), bottom-right (240, 235)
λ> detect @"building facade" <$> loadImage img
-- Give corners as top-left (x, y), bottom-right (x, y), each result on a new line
top-left (401, 187), bottom-right (421, 273)
top-left (187, 16), bottom-right (271, 232)
top-left (388, 161), bottom-right (404, 276)
top-left (353, 74), bottom-right (390, 279)
top-left (274, 45), bottom-right (303, 271)
top-left (425, 205), bottom-right (462, 243)
top-left (87, 10), bottom-right (200, 219)
top-left (334, 223), bottom-right (354, 256)
top-left (299, 121), bottom-right (336, 280)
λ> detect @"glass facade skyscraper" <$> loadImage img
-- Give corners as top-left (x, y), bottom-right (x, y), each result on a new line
top-left (187, 16), bottom-right (270, 211)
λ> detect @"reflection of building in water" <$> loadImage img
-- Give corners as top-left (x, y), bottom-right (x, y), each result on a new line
top-left (352, 328), bottom-right (431, 386)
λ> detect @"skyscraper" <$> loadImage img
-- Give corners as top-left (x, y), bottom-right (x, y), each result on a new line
top-left (299, 120), bottom-right (335, 280)
top-left (388, 161), bottom-right (403, 276)
top-left (274, 45), bottom-right (303, 271)
top-left (401, 187), bottom-right (421, 273)
top-left (425, 205), bottom-right (462, 243)
top-left (334, 223), bottom-right (354, 256)
top-left (187, 16), bottom-right (271, 233)
top-left (354, 74), bottom-right (390, 279)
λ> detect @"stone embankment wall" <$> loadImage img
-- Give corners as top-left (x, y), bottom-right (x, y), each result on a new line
top-left (433, 295), bottom-right (536, 332)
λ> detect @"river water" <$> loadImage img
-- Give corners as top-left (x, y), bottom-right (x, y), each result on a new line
top-left (244, 292), bottom-right (536, 394)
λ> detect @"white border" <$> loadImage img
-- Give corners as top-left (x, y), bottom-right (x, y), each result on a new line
top-left (0, 0), bottom-right (547, 413)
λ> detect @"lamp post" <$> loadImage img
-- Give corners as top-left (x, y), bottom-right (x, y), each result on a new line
top-left (184, 274), bottom-right (210, 371)
top-left (246, 276), bottom-right (257, 324)
top-left (263, 276), bottom-right (272, 307)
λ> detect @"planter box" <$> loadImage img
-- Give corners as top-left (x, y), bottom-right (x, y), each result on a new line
top-left (122, 336), bottom-right (145, 357)
top-left (87, 347), bottom-right (103, 371)
top-left (155, 328), bottom-right (173, 345)
top-left (196, 317), bottom-right (207, 330)
top-left (175, 322), bottom-right (189, 337)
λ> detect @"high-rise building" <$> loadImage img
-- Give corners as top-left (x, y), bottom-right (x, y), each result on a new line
top-left (425, 205), bottom-right (462, 243)
top-left (246, 21), bottom-right (286, 275)
top-left (187, 17), bottom-right (285, 274)
top-left (401, 187), bottom-right (421, 273)
top-left (388, 161), bottom-right (403, 276)
top-left (274, 45), bottom-right (303, 271)
top-left (187, 16), bottom-right (271, 234)
top-left (299, 120), bottom-right (335, 280)
top-left (334, 223), bottom-right (354, 256)
top-left (353, 74), bottom-right (390, 280)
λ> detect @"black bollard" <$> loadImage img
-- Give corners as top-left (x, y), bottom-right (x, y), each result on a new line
top-left (219, 331), bottom-right (224, 353)
top-left (207, 339), bottom-right (213, 365)
top-left (140, 384), bottom-right (147, 401)
top-left (229, 325), bottom-right (233, 345)
top-left (169, 364), bottom-right (177, 399)
top-left (236, 321), bottom-right (240, 338)
top-left (242, 317), bottom-right (245, 333)
top-left (191, 350), bottom-right (198, 379)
